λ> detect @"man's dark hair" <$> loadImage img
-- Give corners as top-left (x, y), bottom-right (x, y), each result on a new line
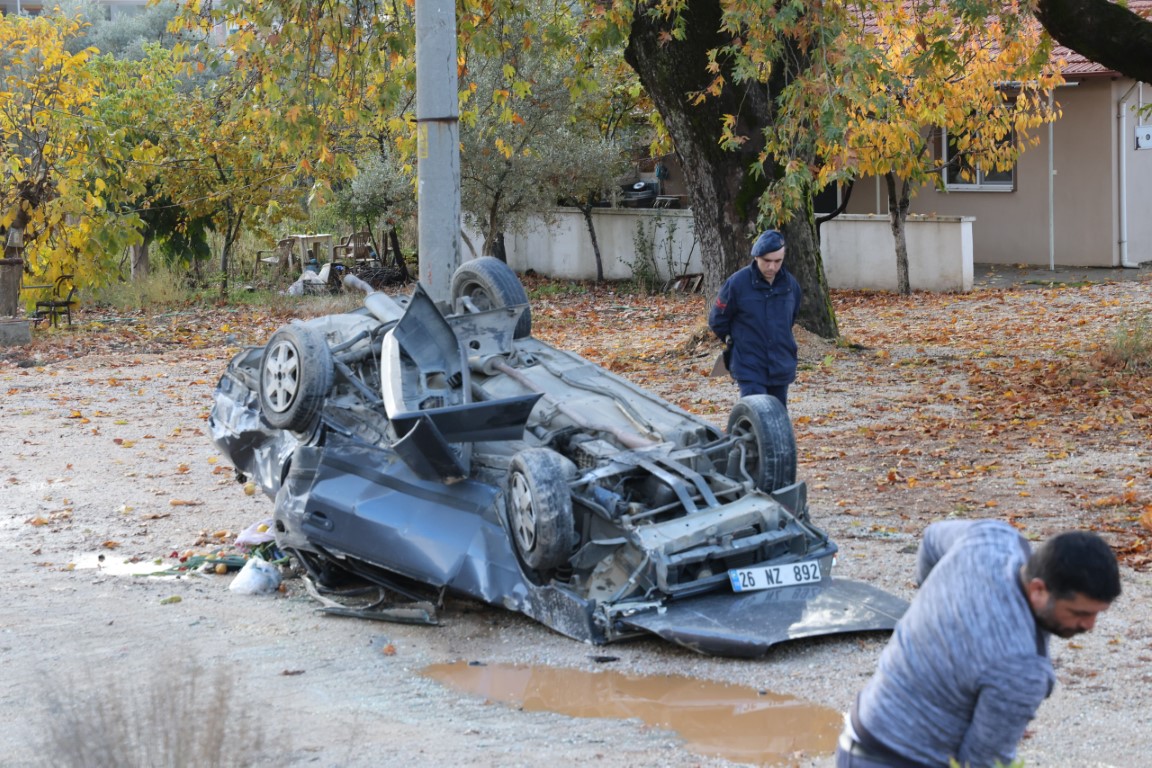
top-left (1025, 531), bottom-right (1121, 602)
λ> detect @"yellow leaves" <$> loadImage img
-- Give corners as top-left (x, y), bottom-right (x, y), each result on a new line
top-left (1089, 491), bottom-right (1143, 509)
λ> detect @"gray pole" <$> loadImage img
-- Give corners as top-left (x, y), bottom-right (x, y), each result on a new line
top-left (415, 0), bottom-right (461, 304)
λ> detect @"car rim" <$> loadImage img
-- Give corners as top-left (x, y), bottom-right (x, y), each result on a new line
top-left (461, 282), bottom-right (494, 310)
top-left (262, 340), bottom-right (300, 413)
top-left (509, 471), bottom-right (537, 553)
top-left (731, 416), bottom-right (759, 472)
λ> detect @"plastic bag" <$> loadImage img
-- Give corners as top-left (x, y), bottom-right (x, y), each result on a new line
top-left (235, 518), bottom-right (276, 549)
top-left (228, 556), bottom-right (281, 595)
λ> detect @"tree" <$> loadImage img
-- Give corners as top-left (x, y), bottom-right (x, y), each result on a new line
top-left (613, 1), bottom-right (839, 337)
top-left (60, 0), bottom-right (185, 61)
top-left (328, 147), bottom-right (416, 268)
top-left (87, 40), bottom-right (299, 296)
top-left (458, 6), bottom-right (632, 264)
top-left (0, 12), bottom-right (141, 287)
top-left (167, 75), bottom-right (301, 295)
top-left (764, 0), bottom-right (1060, 294)
top-left (1034, 0), bottom-right (1152, 85)
top-left (565, 134), bottom-right (631, 283)
top-left (66, 0), bottom-right (215, 281)
top-left (564, 60), bottom-right (649, 283)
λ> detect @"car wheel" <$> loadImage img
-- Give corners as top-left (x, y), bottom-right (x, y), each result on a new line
top-left (507, 448), bottom-right (577, 572)
top-left (450, 257), bottom-right (532, 338)
top-left (259, 324), bottom-right (334, 432)
top-left (726, 395), bottom-right (796, 492)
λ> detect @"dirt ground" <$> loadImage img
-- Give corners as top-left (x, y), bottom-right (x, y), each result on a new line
top-left (1, 271), bottom-right (1150, 767)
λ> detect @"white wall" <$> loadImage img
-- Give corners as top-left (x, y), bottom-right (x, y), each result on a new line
top-left (467, 208), bottom-right (974, 292)
top-left (481, 208), bottom-right (699, 282)
top-left (819, 214), bottom-right (974, 292)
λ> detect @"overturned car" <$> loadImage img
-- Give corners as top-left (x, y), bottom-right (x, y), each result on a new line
top-left (210, 258), bottom-right (906, 657)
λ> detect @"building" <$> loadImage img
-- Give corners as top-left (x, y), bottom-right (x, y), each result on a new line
top-left (839, 4), bottom-right (1152, 269)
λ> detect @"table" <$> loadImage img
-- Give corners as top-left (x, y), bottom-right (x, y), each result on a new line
top-left (285, 234), bottom-right (334, 272)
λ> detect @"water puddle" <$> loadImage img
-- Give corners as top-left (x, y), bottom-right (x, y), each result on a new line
top-left (422, 661), bottom-right (841, 766)
top-left (70, 553), bottom-right (172, 576)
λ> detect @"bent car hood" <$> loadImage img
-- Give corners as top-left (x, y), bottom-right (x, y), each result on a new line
top-left (619, 579), bottom-right (907, 657)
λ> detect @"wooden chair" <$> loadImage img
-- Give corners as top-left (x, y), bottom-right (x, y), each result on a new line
top-left (256, 238), bottom-right (296, 277)
top-left (34, 275), bottom-right (78, 327)
top-left (333, 232), bottom-right (377, 264)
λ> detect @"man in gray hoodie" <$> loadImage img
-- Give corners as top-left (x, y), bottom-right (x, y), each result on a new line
top-left (837, 520), bottom-right (1121, 767)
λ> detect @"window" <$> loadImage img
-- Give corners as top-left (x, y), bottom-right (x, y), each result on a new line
top-left (938, 127), bottom-right (1016, 191)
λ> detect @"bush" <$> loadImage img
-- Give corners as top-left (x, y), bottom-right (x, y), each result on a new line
top-left (36, 657), bottom-right (270, 768)
top-left (87, 261), bottom-right (195, 311)
top-left (1102, 313), bottom-right (1152, 370)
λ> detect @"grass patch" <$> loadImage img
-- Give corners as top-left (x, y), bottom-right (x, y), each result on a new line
top-left (525, 279), bottom-right (590, 299)
top-left (1102, 313), bottom-right (1152, 370)
top-left (86, 263), bottom-right (196, 311)
top-left (35, 657), bottom-right (271, 768)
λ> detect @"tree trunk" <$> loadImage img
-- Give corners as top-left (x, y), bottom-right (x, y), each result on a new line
top-left (1035, 0), bottom-right (1152, 84)
top-left (884, 173), bottom-right (912, 296)
top-left (580, 201), bottom-right (605, 282)
top-left (218, 208), bottom-right (243, 298)
top-left (624, 1), bottom-right (838, 338)
top-left (130, 232), bottom-right (153, 281)
top-left (483, 231), bottom-right (508, 262)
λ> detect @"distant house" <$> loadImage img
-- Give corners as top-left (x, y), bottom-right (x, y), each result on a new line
top-left (0, 0), bottom-right (147, 17)
top-left (836, 3), bottom-right (1152, 269)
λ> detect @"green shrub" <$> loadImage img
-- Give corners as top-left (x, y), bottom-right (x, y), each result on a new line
top-left (1104, 313), bottom-right (1152, 370)
top-left (87, 262), bottom-right (195, 311)
top-left (36, 658), bottom-right (270, 768)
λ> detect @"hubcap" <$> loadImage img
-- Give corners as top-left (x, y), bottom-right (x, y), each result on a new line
top-left (262, 340), bottom-right (300, 413)
top-left (509, 471), bottom-right (537, 553)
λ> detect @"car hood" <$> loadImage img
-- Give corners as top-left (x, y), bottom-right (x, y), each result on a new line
top-left (618, 579), bottom-right (907, 657)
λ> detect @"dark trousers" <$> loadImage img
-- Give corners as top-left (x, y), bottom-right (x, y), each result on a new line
top-left (736, 381), bottom-right (789, 408)
top-left (835, 742), bottom-right (903, 768)
top-left (835, 732), bottom-right (927, 768)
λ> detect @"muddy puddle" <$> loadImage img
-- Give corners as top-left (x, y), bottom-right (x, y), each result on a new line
top-left (422, 660), bottom-right (841, 766)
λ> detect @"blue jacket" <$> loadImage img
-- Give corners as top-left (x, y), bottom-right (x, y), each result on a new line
top-left (708, 261), bottom-right (802, 388)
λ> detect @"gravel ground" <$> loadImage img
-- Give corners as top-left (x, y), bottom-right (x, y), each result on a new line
top-left (1, 275), bottom-right (1149, 767)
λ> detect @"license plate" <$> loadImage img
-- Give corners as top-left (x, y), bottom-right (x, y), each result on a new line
top-left (728, 560), bottom-right (822, 592)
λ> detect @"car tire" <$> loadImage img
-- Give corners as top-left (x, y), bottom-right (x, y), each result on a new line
top-left (726, 395), bottom-right (796, 492)
top-left (507, 448), bottom-right (577, 572)
top-left (450, 257), bottom-right (532, 338)
top-left (259, 324), bottom-right (334, 432)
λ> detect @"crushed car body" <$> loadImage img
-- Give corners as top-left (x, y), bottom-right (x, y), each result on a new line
top-left (209, 258), bottom-right (906, 657)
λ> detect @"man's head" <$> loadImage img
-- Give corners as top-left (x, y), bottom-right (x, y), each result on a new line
top-left (751, 230), bottom-right (786, 282)
top-left (1023, 531), bottom-right (1121, 638)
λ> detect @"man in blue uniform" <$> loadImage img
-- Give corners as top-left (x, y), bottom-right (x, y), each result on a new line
top-left (837, 520), bottom-right (1121, 767)
top-left (708, 229), bottom-right (803, 408)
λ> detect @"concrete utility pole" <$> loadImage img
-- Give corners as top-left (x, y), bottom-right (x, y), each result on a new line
top-left (415, 0), bottom-right (462, 304)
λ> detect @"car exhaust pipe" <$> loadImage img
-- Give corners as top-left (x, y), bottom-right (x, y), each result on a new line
top-left (344, 273), bottom-right (406, 324)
